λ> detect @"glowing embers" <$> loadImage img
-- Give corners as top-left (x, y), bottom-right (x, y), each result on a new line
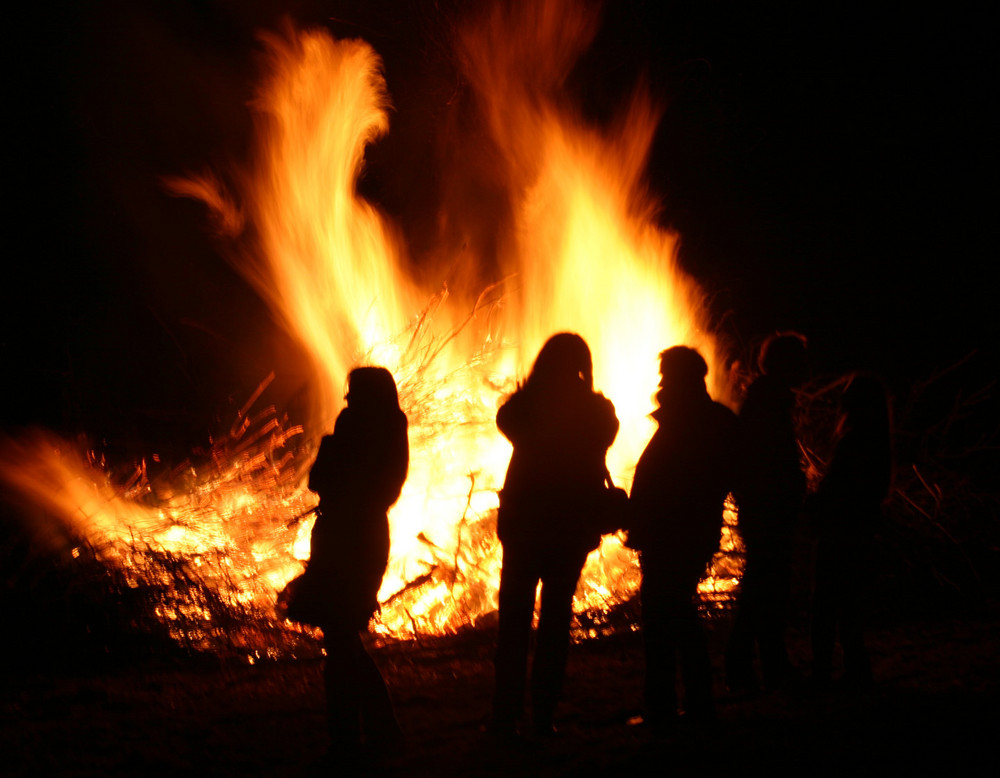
top-left (0, 386), bottom-right (314, 653)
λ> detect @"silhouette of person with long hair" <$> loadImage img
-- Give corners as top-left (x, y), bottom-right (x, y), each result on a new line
top-left (726, 332), bottom-right (808, 693)
top-left (629, 347), bottom-right (737, 727)
top-left (492, 333), bottom-right (619, 738)
top-left (287, 366), bottom-right (408, 765)
top-left (806, 373), bottom-right (892, 691)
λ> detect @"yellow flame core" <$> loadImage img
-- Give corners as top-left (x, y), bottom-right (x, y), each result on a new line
top-left (1, 10), bottom-right (739, 647)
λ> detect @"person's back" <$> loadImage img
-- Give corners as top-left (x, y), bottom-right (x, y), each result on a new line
top-left (734, 373), bottom-right (806, 533)
top-left (726, 332), bottom-right (808, 692)
top-left (492, 332), bottom-right (619, 737)
top-left (630, 387), bottom-right (736, 563)
top-left (292, 366), bottom-right (409, 763)
top-left (808, 373), bottom-right (892, 689)
top-left (309, 383), bottom-right (409, 515)
top-left (307, 368), bottom-right (408, 621)
top-left (629, 346), bottom-right (736, 726)
top-left (498, 379), bottom-right (617, 547)
top-left (496, 332), bottom-right (618, 551)
top-left (810, 374), bottom-right (892, 537)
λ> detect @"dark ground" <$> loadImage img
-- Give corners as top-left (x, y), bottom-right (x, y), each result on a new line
top-left (4, 598), bottom-right (997, 776)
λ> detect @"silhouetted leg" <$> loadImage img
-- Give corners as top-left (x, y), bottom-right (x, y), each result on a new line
top-left (357, 640), bottom-right (403, 746)
top-left (839, 545), bottom-right (872, 689)
top-left (811, 541), bottom-right (838, 688)
top-left (726, 550), bottom-right (761, 692)
top-left (531, 550), bottom-right (587, 732)
top-left (639, 554), bottom-right (679, 725)
top-left (493, 544), bottom-right (538, 732)
top-left (811, 542), bottom-right (837, 688)
top-left (322, 624), bottom-right (363, 763)
top-left (756, 544), bottom-right (794, 689)
top-left (676, 585), bottom-right (714, 720)
top-left (648, 552), bottom-right (715, 722)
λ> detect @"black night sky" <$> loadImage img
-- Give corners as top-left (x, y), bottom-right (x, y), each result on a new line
top-left (4, 1), bottom-right (995, 454)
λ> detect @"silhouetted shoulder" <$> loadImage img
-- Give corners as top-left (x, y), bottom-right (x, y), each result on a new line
top-left (497, 386), bottom-right (617, 446)
top-left (309, 405), bottom-right (409, 510)
top-left (710, 399), bottom-right (738, 432)
top-left (808, 374), bottom-right (892, 525)
top-left (739, 375), bottom-right (792, 423)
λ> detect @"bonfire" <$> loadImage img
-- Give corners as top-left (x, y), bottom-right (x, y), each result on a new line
top-left (0, 1), bottom-right (744, 660)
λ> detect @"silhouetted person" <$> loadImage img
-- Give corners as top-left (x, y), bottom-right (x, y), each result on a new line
top-left (492, 333), bottom-right (619, 738)
top-left (629, 347), bottom-right (737, 727)
top-left (726, 332), bottom-right (808, 692)
top-left (287, 366), bottom-right (408, 765)
top-left (806, 373), bottom-right (892, 691)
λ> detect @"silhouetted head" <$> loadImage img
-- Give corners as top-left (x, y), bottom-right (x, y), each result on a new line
top-left (345, 366), bottom-right (401, 414)
top-left (657, 346), bottom-right (709, 398)
top-left (758, 331), bottom-right (808, 387)
top-left (528, 332), bottom-right (594, 392)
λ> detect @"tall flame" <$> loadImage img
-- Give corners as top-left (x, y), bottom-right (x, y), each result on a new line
top-left (1, 2), bottom-right (736, 646)
top-left (455, 3), bottom-right (723, 477)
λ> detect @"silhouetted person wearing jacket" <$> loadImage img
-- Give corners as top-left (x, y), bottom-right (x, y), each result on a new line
top-left (806, 373), bottom-right (892, 691)
top-left (726, 332), bottom-right (808, 692)
top-left (492, 333), bottom-right (619, 738)
top-left (629, 347), bottom-right (737, 726)
top-left (287, 366), bottom-right (408, 765)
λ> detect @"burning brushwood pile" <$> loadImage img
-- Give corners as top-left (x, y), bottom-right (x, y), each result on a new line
top-left (3, 2), bottom-right (757, 660)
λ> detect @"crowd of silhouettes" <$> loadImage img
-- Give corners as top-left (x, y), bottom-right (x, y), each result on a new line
top-left (283, 330), bottom-right (892, 761)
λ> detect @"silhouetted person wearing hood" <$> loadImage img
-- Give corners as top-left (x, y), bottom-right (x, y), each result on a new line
top-left (286, 366), bottom-right (408, 765)
top-left (629, 347), bottom-right (737, 726)
top-left (492, 333), bottom-right (619, 738)
top-left (726, 332), bottom-right (808, 692)
top-left (806, 373), bottom-right (892, 691)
